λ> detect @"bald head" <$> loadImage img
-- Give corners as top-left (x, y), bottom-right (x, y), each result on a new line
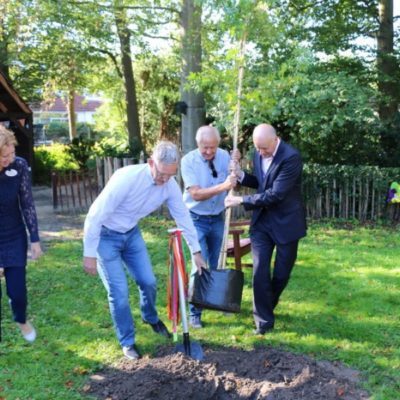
top-left (253, 124), bottom-right (278, 158)
top-left (196, 125), bottom-right (221, 160)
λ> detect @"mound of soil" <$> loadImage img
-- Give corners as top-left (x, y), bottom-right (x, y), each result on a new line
top-left (84, 346), bottom-right (370, 400)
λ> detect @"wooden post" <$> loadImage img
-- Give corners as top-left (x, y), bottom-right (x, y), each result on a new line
top-left (52, 172), bottom-right (58, 210)
top-left (96, 156), bottom-right (103, 192)
top-left (76, 171), bottom-right (83, 210)
top-left (69, 171), bottom-right (76, 210)
top-left (218, 29), bottom-right (247, 270)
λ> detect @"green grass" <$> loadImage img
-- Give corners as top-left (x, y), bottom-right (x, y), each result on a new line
top-left (0, 220), bottom-right (399, 399)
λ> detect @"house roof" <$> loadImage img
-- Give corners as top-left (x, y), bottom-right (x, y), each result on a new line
top-left (0, 71), bottom-right (32, 121)
top-left (31, 94), bottom-right (103, 113)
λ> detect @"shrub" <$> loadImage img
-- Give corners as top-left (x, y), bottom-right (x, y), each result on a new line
top-left (33, 144), bottom-right (79, 185)
top-left (93, 136), bottom-right (131, 158)
top-left (46, 121), bottom-right (69, 142)
top-left (67, 137), bottom-right (96, 170)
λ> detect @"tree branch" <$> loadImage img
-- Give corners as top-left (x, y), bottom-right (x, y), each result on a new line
top-left (119, 5), bottom-right (179, 14)
top-left (88, 46), bottom-right (122, 78)
top-left (67, 1), bottom-right (179, 14)
top-left (133, 15), bottom-right (173, 26)
top-left (289, 0), bottom-right (325, 13)
top-left (141, 33), bottom-right (172, 40)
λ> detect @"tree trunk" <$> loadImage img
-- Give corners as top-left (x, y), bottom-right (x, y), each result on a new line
top-left (0, 9), bottom-right (10, 78)
top-left (115, 9), bottom-right (143, 157)
top-left (180, 0), bottom-right (205, 154)
top-left (0, 40), bottom-right (9, 79)
top-left (377, 0), bottom-right (398, 121)
top-left (67, 90), bottom-right (77, 140)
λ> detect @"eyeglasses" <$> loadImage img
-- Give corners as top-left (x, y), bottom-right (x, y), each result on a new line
top-left (153, 161), bottom-right (176, 180)
top-left (208, 160), bottom-right (218, 178)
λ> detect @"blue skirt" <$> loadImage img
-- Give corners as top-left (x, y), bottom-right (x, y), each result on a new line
top-left (0, 225), bottom-right (28, 268)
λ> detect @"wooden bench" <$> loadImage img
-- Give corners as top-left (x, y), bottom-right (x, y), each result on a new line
top-left (226, 220), bottom-right (252, 271)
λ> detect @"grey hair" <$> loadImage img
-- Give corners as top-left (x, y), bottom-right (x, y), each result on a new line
top-left (152, 141), bottom-right (180, 164)
top-left (195, 125), bottom-right (221, 144)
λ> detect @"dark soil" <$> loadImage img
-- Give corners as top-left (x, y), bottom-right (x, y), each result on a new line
top-left (83, 345), bottom-right (370, 400)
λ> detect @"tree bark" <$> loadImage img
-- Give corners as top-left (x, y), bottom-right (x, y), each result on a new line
top-left (0, 37), bottom-right (9, 79)
top-left (67, 90), bottom-right (77, 140)
top-left (377, 0), bottom-right (398, 122)
top-left (180, 0), bottom-right (205, 154)
top-left (115, 8), bottom-right (143, 156)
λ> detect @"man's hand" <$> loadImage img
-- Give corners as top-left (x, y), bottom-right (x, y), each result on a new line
top-left (225, 193), bottom-right (243, 208)
top-left (229, 160), bottom-right (243, 180)
top-left (193, 252), bottom-right (207, 275)
top-left (31, 242), bottom-right (43, 260)
top-left (83, 257), bottom-right (98, 275)
top-left (223, 173), bottom-right (238, 191)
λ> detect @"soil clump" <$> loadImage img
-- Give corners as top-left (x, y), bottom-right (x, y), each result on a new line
top-left (85, 346), bottom-right (370, 400)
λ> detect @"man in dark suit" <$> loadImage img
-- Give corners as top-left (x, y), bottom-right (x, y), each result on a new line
top-left (225, 123), bottom-right (307, 334)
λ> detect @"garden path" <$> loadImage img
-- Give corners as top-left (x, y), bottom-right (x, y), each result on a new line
top-left (33, 185), bottom-right (85, 243)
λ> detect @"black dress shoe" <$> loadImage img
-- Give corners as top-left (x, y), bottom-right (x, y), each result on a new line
top-left (144, 319), bottom-right (172, 339)
top-left (253, 325), bottom-right (274, 335)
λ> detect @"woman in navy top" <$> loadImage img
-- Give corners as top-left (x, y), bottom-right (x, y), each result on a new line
top-left (0, 125), bottom-right (42, 342)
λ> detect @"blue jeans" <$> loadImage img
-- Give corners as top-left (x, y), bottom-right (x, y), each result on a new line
top-left (189, 212), bottom-right (225, 318)
top-left (96, 225), bottom-right (158, 347)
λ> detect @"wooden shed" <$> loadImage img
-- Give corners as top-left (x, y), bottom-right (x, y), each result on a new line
top-left (0, 71), bottom-right (34, 167)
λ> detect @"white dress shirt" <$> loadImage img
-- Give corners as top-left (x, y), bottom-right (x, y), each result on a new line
top-left (83, 163), bottom-right (201, 257)
top-left (261, 138), bottom-right (281, 176)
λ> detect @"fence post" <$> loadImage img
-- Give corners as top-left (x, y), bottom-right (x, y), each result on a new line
top-left (96, 156), bottom-right (104, 192)
top-left (51, 172), bottom-right (58, 210)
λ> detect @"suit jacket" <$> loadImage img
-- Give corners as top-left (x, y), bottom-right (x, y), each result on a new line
top-left (241, 140), bottom-right (307, 244)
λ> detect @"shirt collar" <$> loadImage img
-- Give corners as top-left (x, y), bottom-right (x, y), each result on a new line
top-left (146, 163), bottom-right (157, 185)
top-left (272, 138), bottom-right (281, 158)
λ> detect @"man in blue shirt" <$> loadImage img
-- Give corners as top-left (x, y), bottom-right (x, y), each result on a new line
top-left (181, 125), bottom-right (236, 328)
top-left (83, 141), bottom-right (206, 360)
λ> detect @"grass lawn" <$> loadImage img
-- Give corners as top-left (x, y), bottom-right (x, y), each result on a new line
top-left (0, 219), bottom-right (399, 399)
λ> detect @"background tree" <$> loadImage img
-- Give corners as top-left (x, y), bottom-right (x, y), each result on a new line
top-left (180, 0), bottom-right (205, 154)
top-left (278, 0), bottom-right (400, 165)
top-left (1, 0), bottom-right (399, 166)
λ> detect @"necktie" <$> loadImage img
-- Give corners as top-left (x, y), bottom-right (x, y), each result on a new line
top-left (208, 160), bottom-right (218, 178)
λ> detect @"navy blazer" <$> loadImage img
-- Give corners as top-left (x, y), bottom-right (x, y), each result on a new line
top-left (241, 140), bottom-right (307, 244)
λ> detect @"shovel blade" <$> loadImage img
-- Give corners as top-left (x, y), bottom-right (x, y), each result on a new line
top-left (175, 341), bottom-right (203, 361)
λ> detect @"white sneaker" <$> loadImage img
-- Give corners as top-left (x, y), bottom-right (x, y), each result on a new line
top-left (122, 345), bottom-right (141, 360)
top-left (18, 322), bottom-right (37, 343)
top-left (189, 316), bottom-right (203, 329)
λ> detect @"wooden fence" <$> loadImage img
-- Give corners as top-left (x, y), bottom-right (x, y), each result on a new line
top-left (95, 156), bottom-right (138, 192)
top-left (51, 158), bottom-right (400, 223)
top-left (304, 176), bottom-right (400, 222)
top-left (301, 165), bottom-right (400, 222)
top-left (51, 169), bottom-right (98, 212)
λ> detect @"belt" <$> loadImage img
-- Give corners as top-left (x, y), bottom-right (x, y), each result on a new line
top-left (190, 211), bottom-right (224, 218)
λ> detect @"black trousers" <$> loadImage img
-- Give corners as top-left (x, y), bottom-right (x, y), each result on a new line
top-left (2, 267), bottom-right (27, 323)
top-left (250, 228), bottom-right (298, 330)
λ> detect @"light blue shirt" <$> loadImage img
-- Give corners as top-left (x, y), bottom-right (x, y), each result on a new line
top-left (84, 163), bottom-right (201, 257)
top-left (181, 148), bottom-right (231, 215)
